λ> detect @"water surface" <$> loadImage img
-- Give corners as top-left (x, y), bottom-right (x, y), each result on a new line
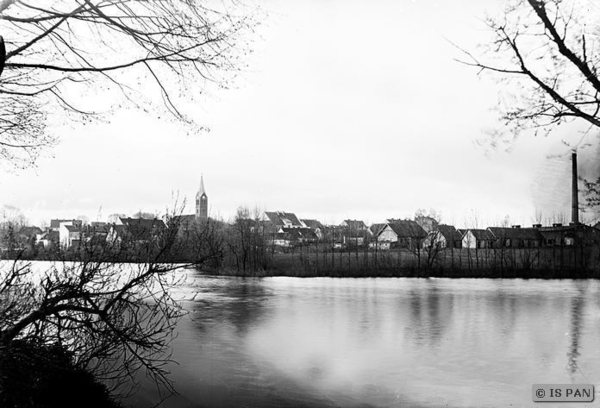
top-left (129, 274), bottom-right (600, 407)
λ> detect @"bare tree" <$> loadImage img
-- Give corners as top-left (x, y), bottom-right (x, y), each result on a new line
top-left (225, 206), bottom-right (270, 274)
top-left (459, 0), bottom-right (600, 201)
top-left (0, 0), bottom-right (256, 168)
top-left (459, 0), bottom-right (600, 139)
top-left (0, 206), bottom-right (222, 399)
top-left (423, 230), bottom-right (443, 270)
top-left (0, 204), bottom-right (28, 227)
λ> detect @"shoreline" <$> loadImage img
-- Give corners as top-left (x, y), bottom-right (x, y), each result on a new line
top-left (199, 266), bottom-right (600, 280)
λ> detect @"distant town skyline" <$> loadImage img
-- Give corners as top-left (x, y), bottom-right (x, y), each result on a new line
top-left (1, 0), bottom-right (599, 228)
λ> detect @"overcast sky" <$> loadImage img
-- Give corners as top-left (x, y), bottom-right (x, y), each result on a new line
top-left (1, 0), bottom-right (598, 227)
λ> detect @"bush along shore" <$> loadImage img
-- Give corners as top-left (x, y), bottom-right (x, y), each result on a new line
top-left (202, 246), bottom-right (600, 279)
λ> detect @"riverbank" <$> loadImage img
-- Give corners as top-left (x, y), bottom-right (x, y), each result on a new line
top-left (207, 265), bottom-right (600, 279)
top-left (207, 247), bottom-right (600, 279)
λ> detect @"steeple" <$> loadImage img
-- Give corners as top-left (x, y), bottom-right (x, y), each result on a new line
top-left (198, 174), bottom-right (206, 196)
top-left (195, 174), bottom-right (208, 220)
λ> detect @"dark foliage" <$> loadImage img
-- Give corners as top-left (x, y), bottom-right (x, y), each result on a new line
top-left (0, 340), bottom-right (122, 408)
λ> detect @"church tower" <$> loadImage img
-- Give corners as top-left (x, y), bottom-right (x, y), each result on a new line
top-left (195, 175), bottom-right (208, 220)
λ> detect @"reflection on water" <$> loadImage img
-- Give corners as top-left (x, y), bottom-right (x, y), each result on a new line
top-left (566, 282), bottom-right (588, 377)
top-left (127, 275), bottom-right (600, 408)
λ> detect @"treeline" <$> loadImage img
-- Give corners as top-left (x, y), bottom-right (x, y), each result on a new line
top-left (3, 209), bottom-right (600, 279)
top-left (242, 246), bottom-right (600, 279)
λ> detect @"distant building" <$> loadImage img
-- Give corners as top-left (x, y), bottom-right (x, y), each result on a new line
top-left (339, 220), bottom-right (369, 247)
top-left (50, 219), bottom-right (82, 232)
top-left (196, 175), bottom-right (208, 221)
top-left (268, 227), bottom-right (318, 248)
top-left (488, 226), bottom-right (541, 248)
top-left (368, 223), bottom-right (389, 249)
top-left (536, 223), bottom-right (600, 247)
top-left (462, 229), bottom-right (494, 249)
top-left (169, 177), bottom-right (210, 232)
top-left (376, 220), bottom-right (427, 249)
top-left (264, 211), bottom-right (305, 230)
top-left (424, 225), bottom-right (462, 249)
top-left (340, 220), bottom-right (368, 231)
top-left (107, 218), bottom-right (167, 248)
top-left (301, 219), bottom-right (325, 239)
top-left (84, 222), bottom-right (111, 246)
top-left (59, 222), bottom-right (81, 249)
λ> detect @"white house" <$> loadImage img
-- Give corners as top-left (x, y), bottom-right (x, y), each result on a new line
top-left (423, 225), bottom-right (462, 249)
top-left (374, 220), bottom-right (428, 249)
top-left (378, 224), bottom-right (399, 243)
top-left (59, 222), bottom-right (81, 249)
top-left (462, 229), bottom-right (492, 249)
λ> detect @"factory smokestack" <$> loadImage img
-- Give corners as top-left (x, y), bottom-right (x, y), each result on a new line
top-left (572, 151), bottom-right (579, 225)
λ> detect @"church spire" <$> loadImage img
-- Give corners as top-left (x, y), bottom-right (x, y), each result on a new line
top-left (199, 174), bottom-right (206, 196)
top-left (196, 174), bottom-right (208, 220)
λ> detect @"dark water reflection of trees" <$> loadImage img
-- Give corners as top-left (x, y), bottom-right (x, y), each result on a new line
top-left (566, 281), bottom-right (590, 377)
top-left (186, 276), bottom-right (273, 336)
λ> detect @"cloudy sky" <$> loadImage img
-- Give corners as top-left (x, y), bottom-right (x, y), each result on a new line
top-left (1, 0), bottom-right (598, 227)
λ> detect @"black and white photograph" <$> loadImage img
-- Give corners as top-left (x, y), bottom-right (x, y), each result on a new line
top-left (1, 0), bottom-right (600, 407)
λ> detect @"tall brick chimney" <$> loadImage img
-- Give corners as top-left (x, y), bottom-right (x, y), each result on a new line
top-left (572, 151), bottom-right (579, 225)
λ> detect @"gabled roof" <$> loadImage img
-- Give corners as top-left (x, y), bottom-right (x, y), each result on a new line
top-left (264, 211), bottom-right (304, 227)
top-left (50, 219), bottom-right (81, 229)
top-left (341, 219), bottom-right (367, 230)
top-left (488, 227), bottom-right (541, 241)
top-left (386, 220), bottom-right (427, 238)
top-left (435, 224), bottom-right (462, 242)
top-left (465, 229), bottom-right (494, 240)
top-left (119, 217), bottom-right (167, 228)
top-left (301, 219), bottom-right (324, 230)
top-left (118, 218), bottom-right (167, 239)
top-left (65, 225), bottom-right (81, 233)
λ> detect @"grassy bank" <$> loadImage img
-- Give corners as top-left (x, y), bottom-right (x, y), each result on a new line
top-left (209, 247), bottom-right (600, 279)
